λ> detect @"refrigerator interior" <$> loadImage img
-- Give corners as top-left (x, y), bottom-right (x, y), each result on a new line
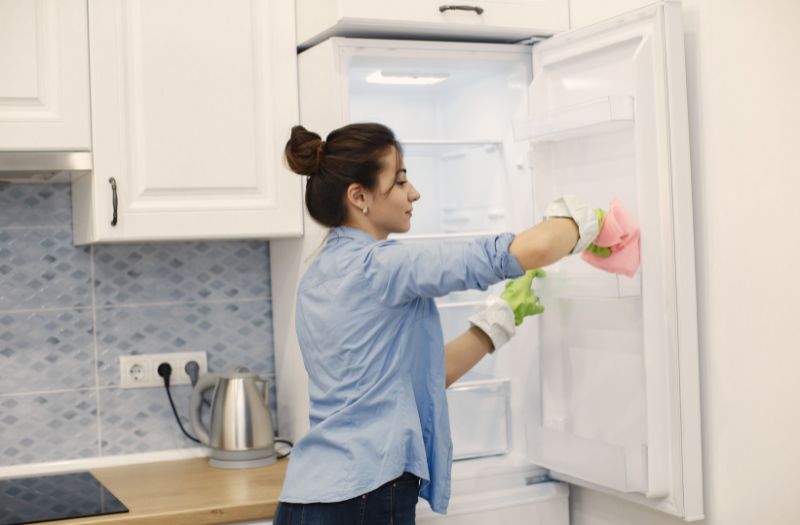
top-left (347, 47), bottom-right (541, 464)
top-left (345, 48), bottom-right (571, 523)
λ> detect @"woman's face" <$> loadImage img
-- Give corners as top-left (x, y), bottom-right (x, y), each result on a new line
top-left (367, 147), bottom-right (420, 239)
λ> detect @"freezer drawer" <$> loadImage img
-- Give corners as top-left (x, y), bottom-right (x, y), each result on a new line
top-left (448, 377), bottom-right (511, 460)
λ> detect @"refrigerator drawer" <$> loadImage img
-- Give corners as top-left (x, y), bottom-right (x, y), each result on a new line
top-left (416, 482), bottom-right (569, 524)
top-left (448, 377), bottom-right (511, 460)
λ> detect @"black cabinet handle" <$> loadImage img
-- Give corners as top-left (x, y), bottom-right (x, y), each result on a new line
top-left (439, 5), bottom-right (484, 15)
top-left (109, 177), bottom-right (118, 226)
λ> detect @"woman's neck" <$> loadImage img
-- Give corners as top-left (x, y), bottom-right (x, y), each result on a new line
top-left (340, 216), bottom-right (387, 241)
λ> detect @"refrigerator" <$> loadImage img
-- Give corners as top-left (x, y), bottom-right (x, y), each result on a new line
top-left (270, 1), bottom-right (702, 522)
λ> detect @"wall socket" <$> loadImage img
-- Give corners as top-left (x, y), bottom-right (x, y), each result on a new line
top-left (119, 351), bottom-right (208, 388)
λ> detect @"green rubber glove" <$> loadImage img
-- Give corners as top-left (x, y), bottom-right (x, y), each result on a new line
top-left (500, 269), bottom-right (546, 326)
top-left (584, 208), bottom-right (611, 257)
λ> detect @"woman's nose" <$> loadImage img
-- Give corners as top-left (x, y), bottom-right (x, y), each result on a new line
top-left (409, 183), bottom-right (421, 202)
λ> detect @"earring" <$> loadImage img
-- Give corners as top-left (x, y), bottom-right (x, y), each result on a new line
top-left (362, 206), bottom-right (369, 215)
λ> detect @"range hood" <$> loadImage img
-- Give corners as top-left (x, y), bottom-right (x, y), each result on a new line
top-left (0, 151), bottom-right (92, 182)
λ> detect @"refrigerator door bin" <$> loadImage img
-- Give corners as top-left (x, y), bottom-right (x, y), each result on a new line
top-left (528, 426), bottom-right (647, 493)
top-left (513, 96), bottom-right (635, 143)
top-left (448, 377), bottom-right (512, 461)
top-left (535, 269), bottom-right (642, 298)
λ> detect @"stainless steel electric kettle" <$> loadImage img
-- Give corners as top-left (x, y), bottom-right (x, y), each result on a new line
top-left (190, 368), bottom-right (276, 469)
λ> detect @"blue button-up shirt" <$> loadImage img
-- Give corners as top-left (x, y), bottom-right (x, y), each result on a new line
top-left (279, 226), bottom-right (524, 513)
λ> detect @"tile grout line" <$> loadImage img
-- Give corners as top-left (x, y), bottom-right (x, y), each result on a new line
top-left (0, 295), bottom-right (271, 316)
top-left (0, 225), bottom-right (72, 232)
top-left (0, 383), bottom-right (204, 399)
top-left (0, 386), bottom-right (100, 398)
top-left (91, 296), bottom-right (271, 310)
top-left (90, 244), bottom-right (103, 458)
top-left (0, 305), bottom-right (83, 315)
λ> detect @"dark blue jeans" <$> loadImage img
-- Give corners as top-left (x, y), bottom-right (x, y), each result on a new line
top-left (274, 472), bottom-right (420, 525)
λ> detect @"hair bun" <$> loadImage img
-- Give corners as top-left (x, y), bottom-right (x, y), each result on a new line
top-left (285, 125), bottom-right (324, 176)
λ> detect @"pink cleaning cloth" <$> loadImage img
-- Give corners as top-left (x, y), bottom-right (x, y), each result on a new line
top-left (581, 198), bottom-right (641, 278)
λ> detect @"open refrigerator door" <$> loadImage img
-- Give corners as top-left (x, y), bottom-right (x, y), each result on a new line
top-left (516, 1), bottom-right (702, 520)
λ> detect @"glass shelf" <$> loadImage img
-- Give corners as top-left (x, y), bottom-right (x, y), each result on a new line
top-left (395, 141), bottom-right (513, 236)
top-left (514, 96), bottom-right (634, 144)
top-left (400, 139), bottom-right (504, 146)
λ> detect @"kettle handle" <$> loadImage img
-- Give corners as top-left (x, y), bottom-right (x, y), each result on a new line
top-left (256, 378), bottom-right (270, 404)
top-left (190, 374), bottom-right (218, 446)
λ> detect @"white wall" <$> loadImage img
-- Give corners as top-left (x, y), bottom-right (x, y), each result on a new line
top-left (568, 1), bottom-right (800, 524)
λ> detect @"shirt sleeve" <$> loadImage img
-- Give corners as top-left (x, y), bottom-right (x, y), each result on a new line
top-left (361, 233), bottom-right (525, 306)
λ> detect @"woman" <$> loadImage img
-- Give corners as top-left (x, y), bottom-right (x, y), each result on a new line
top-left (275, 123), bottom-right (597, 525)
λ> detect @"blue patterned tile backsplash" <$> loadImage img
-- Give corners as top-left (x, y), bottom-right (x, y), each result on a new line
top-left (0, 183), bottom-right (276, 467)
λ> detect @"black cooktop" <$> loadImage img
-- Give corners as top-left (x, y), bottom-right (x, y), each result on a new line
top-left (0, 471), bottom-right (128, 525)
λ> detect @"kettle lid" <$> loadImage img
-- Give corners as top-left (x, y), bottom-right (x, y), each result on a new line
top-left (219, 366), bottom-right (259, 379)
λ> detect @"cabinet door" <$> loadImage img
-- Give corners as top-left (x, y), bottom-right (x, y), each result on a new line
top-left (0, 0), bottom-right (90, 150)
top-left (296, 0), bottom-right (569, 49)
top-left (74, 0), bottom-right (302, 243)
top-left (516, 2), bottom-right (702, 519)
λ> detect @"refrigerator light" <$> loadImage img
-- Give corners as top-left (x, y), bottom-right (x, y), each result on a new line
top-left (366, 70), bottom-right (449, 85)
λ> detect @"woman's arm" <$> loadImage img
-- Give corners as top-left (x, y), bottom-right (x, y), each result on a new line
top-left (444, 326), bottom-right (493, 387)
top-left (508, 218), bottom-right (579, 270)
top-left (445, 218), bottom-right (580, 386)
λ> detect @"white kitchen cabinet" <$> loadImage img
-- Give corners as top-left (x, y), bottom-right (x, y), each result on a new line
top-left (71, 0), bottom-right (302, 244)
top-left (295, 0), bottom-right (569, 50)
top-left (0, 0), bottom-right (91, 150)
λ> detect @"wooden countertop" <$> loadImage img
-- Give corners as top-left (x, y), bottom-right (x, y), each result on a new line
top-left (41, 457), bottom-right (288, 525)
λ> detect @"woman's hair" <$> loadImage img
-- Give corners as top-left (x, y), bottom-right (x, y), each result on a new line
top-left (284, 123), bottom-right (403, 227)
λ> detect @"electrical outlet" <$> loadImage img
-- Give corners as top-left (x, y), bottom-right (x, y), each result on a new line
top-left (119, 351), bottom-right (208, 388)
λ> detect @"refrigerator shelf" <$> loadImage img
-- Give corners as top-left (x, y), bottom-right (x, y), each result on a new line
top-left (401, 139), bottom-right (503, 147)
top-left (514, 96), bottom-right (634, 144)
top-left (403, 142), bottom-right (502, 160)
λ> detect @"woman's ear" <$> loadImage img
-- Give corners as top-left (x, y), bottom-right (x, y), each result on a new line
top-left (345, 183), bottom-right (369, 210)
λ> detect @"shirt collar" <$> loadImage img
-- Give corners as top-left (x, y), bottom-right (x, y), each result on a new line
top-left (328, 226), bottom-right (379, 246)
